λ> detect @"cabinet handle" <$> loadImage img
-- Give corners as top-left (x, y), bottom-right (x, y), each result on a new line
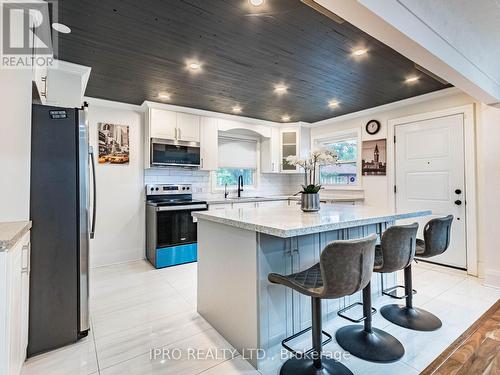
top-left (21, 243), bottom-right (30, 274)
top-left (177, 128), bottom-right (181, 140)
top-left (41, 76), bottom-right (47, 98)
top-left (201, 158), bottom-right (204, 169)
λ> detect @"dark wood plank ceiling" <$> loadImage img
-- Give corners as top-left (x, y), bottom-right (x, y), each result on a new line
top-left (57, 0), bottom-right (450, 123)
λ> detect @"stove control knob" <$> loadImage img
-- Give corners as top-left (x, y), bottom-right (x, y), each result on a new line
top-left (150, 187), bottom-right (154, 191)
top-left (155, 187), bottom-right (159, 191)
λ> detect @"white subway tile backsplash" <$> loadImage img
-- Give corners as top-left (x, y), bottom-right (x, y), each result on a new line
top-left (144, 168), bottom-right (302, 198)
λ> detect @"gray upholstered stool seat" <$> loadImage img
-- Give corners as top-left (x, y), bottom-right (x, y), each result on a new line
top-left (268, 234), bottom-right (377, 375)
top-left (415, 239), bottom-right (426, 255)
top-left (337, 224), bottom-right (418, 363)
top-left (268, 263), bottom-right (323, 297)
top-left (374, 245), bottom-right (384, 270)
top-left (380, 216), bottom-right (453, 331)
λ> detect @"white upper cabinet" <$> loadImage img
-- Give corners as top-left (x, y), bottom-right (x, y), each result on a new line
top-left (281, 128), bottom-right (299, 173)
top-left (261, 127), bottom-right (281, 173)
top-left (150, 108), bottom-right (177, 139)
top-left (143, 101), bottom-right (311, 172)
top-left (200, 117), bottom-right (218, 170)
top-left (176, 112), bottom-right (200, 142)
top-left (33, 60), bottom-right (91, 108)
top-left (149, 109), bottom-right (200, 142)
top-left (280, 124), bottom-right (310, 173)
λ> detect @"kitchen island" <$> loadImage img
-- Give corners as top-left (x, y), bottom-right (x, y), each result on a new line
top-left (192, 204), bottom-right (431, 369)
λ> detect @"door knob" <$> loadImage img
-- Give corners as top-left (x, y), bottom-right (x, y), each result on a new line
top-left (454, 200), bottom-right (462, 206)
top-left (455, 189), bottom-right (462, 194)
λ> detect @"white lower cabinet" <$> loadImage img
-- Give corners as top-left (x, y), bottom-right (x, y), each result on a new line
top-left (0, 232), bottom-right (30, 375)
top-left (208, 199), bottom-right (290, 211)
top-left (208, 203), bottom-right (232, 211)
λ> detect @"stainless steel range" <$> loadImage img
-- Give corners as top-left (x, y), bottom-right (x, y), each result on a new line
top-left (146, 184), bottom-right (208, 268)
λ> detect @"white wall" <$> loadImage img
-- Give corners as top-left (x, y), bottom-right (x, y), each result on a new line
top-left (0, 70), bottom-right (32, 222)
top-left (87, 101), bottom-right (144, 268)
top-left (311, 90), bottom-right (477, 209)
top-left (477, 104), bottom-right (500, 287)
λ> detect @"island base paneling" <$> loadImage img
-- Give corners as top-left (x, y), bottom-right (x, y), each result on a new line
top-left (197, 219), bottom-right (396, 370)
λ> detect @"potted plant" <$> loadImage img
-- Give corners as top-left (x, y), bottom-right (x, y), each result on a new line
top-left (286, 150), bottom-right (338, 212)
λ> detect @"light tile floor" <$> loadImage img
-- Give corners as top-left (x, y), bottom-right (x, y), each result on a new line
top-left (22, 260), bottom-right (500, 375)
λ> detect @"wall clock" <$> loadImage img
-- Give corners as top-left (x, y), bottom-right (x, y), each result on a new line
top-left (366, 119), bottom-right (381, 135)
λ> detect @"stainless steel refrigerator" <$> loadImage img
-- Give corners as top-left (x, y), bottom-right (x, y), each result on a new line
top-left (28, 103), bottom-right (96, 357)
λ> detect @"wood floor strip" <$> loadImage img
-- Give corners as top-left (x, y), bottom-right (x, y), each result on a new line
top-left (421, 299), bottom-right (500, 375)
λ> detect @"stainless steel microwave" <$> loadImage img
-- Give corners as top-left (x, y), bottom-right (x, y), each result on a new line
top-left (150, 138), bottom-right (201, 167)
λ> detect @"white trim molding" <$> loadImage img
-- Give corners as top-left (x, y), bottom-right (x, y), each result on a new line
top-left (484, 269), bottom-right (500, 289)
top-left (387, 104), bottom-right (478, 276)
top-left (312, 88), bottom-right (462, 127)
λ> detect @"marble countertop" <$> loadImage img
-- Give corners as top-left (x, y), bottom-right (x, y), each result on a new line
top-left (205, 195), bottom-right (364, 205)
top-left (192, 205), bottom-right (431, 238)
top-left (0, 221), bottom-right (32, 252)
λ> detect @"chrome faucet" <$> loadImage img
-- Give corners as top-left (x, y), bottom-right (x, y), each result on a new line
top-left (237, 175), bottom-right (244, 198)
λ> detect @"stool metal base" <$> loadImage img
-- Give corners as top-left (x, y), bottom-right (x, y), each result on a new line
top-left (280, 356), bottom-right (353, 375)
top-left (380, 304), bottom-right (442, 331)
top-left (382, 285), bottom-right (417, 300)
top-left (335, 325), bottom-right (404, 363)
top-left (282, 327), bottom-right (332, 356)
top-left (337, 302), bottom-right (377, 323)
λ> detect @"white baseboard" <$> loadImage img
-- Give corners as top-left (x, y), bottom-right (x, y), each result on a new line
top-left (484, 268), bottom-right (500, 289)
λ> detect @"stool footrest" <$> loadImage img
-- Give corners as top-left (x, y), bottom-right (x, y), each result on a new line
top-left (281, 327), bottom-right (332, 356)
top-left (383, 285), bottom-right (417, 300)
top-left (337, 302), bottom-right (377, 323)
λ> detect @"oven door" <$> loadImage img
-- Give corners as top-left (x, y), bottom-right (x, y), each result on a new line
top-left (151, 138), bottom-right (201, 167)
top-left (155, 204), bottom-right (207, 248)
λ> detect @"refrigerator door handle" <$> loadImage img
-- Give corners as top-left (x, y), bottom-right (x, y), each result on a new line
top-left (89, 146), bottom-right (97, 239)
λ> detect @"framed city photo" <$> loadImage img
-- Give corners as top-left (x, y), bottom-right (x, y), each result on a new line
top-left (98, 123), bottom-right (130, 165)
top-left (362, 139), bottom-right (386, 176)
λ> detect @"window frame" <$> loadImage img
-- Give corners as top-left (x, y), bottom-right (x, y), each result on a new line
top-left (211, 133), bottom-right (260, 193)
top-left (313, 128), bottom-right (363, 190)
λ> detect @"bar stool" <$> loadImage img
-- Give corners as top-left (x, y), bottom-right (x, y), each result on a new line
top-left (268, 234), bottom-right (377, 375)
top-left (336, 223), bottom-right (418, 363)
top-left (380, 216), bottom-right (453, 331)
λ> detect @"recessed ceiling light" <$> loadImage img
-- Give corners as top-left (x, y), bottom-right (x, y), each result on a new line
top-left (249, 0), bottom-right (264, 6)
top-left (281, 115), bottom-right (290, 122)
top-left (52, 22), bottom-right (71, 34)
top-left (158, 92), bottom-right (171, 100)
top-left (232, 105), bottom-right (242, 113)
top-left (274, 84), bottom-right (288, 95)
top-left (189, 62), bottom-right (201, 70)
top-left (328, 100), bottom-right (340, 108)
top-left (186, 58), bottom-right (203, 73)
top-left (352, 48), bottom-right (368, 56)
top-left (405, 76), bottom-right (420, 83)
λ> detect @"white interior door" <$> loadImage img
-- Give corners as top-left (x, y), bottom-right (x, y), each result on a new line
top-left (395, 114), bottom-right (467, 269)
